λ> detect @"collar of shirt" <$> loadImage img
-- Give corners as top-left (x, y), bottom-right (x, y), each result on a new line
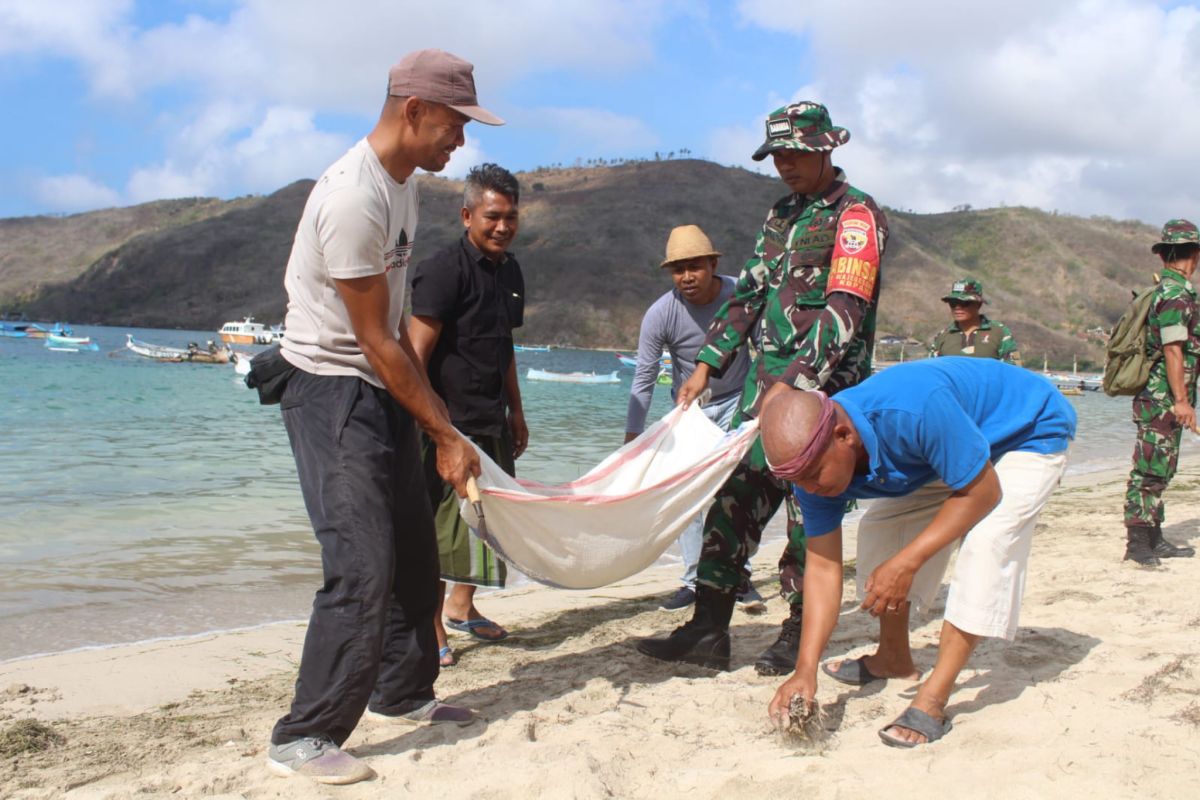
top-left (837, 396), bottom-right (895, 490)
top-left (1160, 267), bottom-right (1196, 295)
top-left (460, 233), bottom-right (509, 267)
top-left (946, 314), bottom-right (994, 334)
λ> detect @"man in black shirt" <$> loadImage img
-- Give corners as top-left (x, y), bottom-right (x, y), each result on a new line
top-left (409, 163), bottom-right (526, 665)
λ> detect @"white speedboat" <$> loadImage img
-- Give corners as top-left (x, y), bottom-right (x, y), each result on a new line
top-left (218, 317), bottom-right (275, 345)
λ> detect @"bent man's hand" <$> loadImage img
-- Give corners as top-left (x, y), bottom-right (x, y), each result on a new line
top-left (767, 670), bottom-right (817, 729)
top-left (1173, 400), bottom-right (1198, 433)
top-left (676, 364), bottom-right (710, 409)
top-left (861, 555), bottom-right (916, 617)
top-left (436, 432), bottom-right (481, 498)
top-left (623, 431), bottom-right (639, 445)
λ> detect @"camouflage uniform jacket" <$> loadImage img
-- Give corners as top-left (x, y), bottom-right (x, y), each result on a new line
top-left (1136, 267), bottom-right (1200, 412)
top-left (695, 169), bottom-right (888, 418)
top-left (930, 315), bottom-right (1022, 364)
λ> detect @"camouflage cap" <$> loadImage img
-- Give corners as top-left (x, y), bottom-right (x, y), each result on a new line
top-left (1150, 219), bottom-right (1200, 254)
top-left (751, 102), bottom-right (849, 162)
top-left (942, 278), bottom-right (985, 304)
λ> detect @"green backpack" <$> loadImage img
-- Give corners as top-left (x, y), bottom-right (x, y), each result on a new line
top-left (1102, 284), bottom-right (1159, 397)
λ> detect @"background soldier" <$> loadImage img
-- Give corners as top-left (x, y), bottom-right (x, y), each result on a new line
top-left (929, 278), bottom-right (1021, 364)
top-left (637, 101), bottom-right (888, 674)
top-left (1123, 220), bottom-right (1200, 565)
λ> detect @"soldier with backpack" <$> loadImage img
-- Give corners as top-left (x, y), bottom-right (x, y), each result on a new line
top-left (1121, 219), bottom-right (1200, 566)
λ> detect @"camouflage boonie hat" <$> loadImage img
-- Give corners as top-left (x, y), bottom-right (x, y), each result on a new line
top-left (1150, 219), bottom-right (1200, 254)
top-left (751, 101), bottom-right (850, 162)
top-left (942, 278), bottom-right (985, 304)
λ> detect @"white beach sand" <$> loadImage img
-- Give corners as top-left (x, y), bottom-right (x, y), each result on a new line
top-left (3, 465), bottom-right (1200, 799)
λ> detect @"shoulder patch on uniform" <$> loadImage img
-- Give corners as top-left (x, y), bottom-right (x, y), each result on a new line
top-left (826, 204), bottom-right (880, 302)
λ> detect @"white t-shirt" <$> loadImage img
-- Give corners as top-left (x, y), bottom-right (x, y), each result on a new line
top-left (280, 138), bottom-right (418, 386)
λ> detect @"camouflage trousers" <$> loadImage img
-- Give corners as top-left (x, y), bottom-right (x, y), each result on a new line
top-left (696, 434), bottom-right (807, 607)
top-left (1123, 399), bottom-right (1182, 528)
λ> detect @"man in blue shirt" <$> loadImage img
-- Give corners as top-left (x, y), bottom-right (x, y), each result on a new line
top-left (760, 358), bottom-right (1075, 747)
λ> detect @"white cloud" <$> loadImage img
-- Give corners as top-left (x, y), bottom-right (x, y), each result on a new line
top-left (1, 0), bottom-right (672, 209)
top-left (733, 0), bottom-right (1200, 221)
top-left (32, 173), bottom-right (121, 212)
top-left (126, 106), bottom-right (350, 202)
top-left (0, 0), bottom-right (137, 98)
top-left (531, 107), bottom-right (659, 152)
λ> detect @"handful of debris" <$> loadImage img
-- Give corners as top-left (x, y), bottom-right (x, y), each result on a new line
top-left (777, 694), bottom-right (828, 749)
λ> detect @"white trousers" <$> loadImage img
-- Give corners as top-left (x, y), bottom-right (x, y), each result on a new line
top-left (854, 450), bottom-right (1068, 640)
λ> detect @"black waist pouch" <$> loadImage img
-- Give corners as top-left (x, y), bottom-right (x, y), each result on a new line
top-left (245, 343), bottom-right (298, 405)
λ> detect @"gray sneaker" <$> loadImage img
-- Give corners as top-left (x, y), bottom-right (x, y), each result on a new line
top-left (366, 699), bottom-right (475, 726)
top-left (266, 736), bottom-right (374, 785)
top-left (659, 585), bottom-right (696, 611)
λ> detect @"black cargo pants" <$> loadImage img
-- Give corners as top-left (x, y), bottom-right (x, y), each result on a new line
top-left (271, 370), bottom-right (440, 746)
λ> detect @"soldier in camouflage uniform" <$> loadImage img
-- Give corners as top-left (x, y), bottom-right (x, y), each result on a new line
top-left (929, 278), bottom-right (1022, 364)
top-left (637, 101), bottom-right (888, 674)
top-left (1123, 219), bottom-right (1200, 566)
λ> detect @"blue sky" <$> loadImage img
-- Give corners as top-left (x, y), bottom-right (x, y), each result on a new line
top-left (2, 0), bottom-right (1198, 223)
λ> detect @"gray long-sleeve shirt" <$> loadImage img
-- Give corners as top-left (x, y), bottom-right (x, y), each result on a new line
top-left (624, 275), bottom-right (752, 434)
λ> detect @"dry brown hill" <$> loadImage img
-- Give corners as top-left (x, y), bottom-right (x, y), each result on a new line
top-left (0, 160), bottom-right (1162, 369)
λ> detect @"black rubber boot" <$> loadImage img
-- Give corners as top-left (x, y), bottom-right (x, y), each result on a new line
top-left (636, 586), bottom-right (735, 671)
top-left (754, 603), bottom-right (802, 676)
top-left (1124, 525), bottom-right (1162, 566)
top-left (1152, 525), bottom-right (1195, 558)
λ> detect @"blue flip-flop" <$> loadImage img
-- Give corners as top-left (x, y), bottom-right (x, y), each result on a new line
top-left (446, 617), bottom-right (508, 642)
top-left (438, 646), bottom-right (456, 667)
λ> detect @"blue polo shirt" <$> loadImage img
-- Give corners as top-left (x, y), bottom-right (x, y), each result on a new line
top-left (795, 358), bottom-right (1076, 537)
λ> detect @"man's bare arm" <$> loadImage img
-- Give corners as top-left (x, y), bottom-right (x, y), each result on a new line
top-left (335, 275), bottom-right (478, 493)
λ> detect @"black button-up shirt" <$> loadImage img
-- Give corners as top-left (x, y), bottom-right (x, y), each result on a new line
top-left (410, 235), bottom-right (525, 436)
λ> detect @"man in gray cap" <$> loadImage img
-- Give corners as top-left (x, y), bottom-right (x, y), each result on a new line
top-left (637, 102), bottom-right (888, 676)
top-left (265, 49), bottom-right (501, 785)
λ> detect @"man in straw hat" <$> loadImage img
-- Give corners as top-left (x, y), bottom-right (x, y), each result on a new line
top-left (265, 49), bottom-right (501, 784)
top-left (759, 358), bottom-right (1075, 746)
top-left (623, 225), bottom-right (760, 612)
top-left (929, 278), bottom-right (1022, 364)
top-left (637, 101), bottom-right (889, 675)
top-left (1122, 219), bottom-right (1200, 565)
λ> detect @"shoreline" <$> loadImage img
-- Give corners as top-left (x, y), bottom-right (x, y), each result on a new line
top-left (0, 466), bottom-right (1129, 667)
top-left (7, 463), bottom-right (1200, 798)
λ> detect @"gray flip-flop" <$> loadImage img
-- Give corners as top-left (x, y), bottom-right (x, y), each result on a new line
top-left (878, 707), bottom-right (952, 748)
top-left (822, 655), bottom-right (885, 686)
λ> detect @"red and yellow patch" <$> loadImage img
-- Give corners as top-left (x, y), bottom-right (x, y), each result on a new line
top-left (826, 204), bottom-right (880, 302)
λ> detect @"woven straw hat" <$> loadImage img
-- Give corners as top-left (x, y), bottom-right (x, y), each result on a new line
top-left (661, 225), bottom-right (721, 267)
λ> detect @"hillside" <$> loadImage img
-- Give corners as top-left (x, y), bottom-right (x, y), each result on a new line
top-left (0, 160), bottom-right (1164, 368)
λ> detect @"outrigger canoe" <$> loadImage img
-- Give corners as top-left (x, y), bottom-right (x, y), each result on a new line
top-left (125, 334), bottom-right (232, 364)
top-left (526, 368), bottom-right (621, 384)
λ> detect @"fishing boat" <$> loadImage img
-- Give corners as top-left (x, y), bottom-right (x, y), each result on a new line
top-left (514, 344), bottom-right (551, 352)
top-left (126, 334), bottom-right (231, 364)
top-left (1, 321), bottom-right (72, 338)
top-left (45, 333), bottom-right (99, 352)
top-left (615, 353), bottom-right (638, 368)
top-left (526, 368), bottom-right (621, 384)
top-left (218, 317), bottom-right (276, 345)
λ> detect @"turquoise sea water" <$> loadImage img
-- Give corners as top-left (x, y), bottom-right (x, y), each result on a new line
top-left (0, 325), bottom-right (1183, 661)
